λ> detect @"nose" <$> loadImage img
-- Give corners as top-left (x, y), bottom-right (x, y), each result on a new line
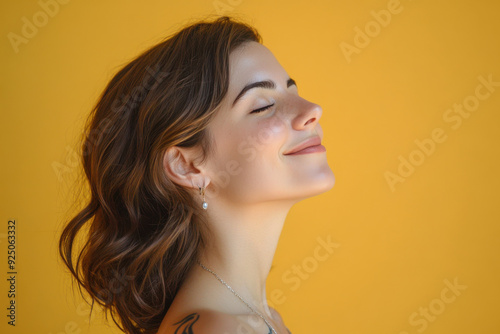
top-left (290, 96), bottom-right (323, 130)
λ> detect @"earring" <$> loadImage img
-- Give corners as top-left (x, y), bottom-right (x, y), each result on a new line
top-left (198, 185), bottom-right (208, 210)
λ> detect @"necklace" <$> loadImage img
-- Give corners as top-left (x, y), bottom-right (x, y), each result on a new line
top-left (196, 260), bottom-right (278, 334)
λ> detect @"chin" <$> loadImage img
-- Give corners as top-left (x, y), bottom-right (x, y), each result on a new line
top-left (294, 170), bottom-right (336, 201)
top-left (316, 170), bottom-right (336, 194)
top-left (313, 167), bottom-right (336, 194)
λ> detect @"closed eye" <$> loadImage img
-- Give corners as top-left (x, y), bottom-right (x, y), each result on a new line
top-left (251, 103), bottom-right (275, 114)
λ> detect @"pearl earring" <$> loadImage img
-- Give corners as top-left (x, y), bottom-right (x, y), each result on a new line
top-left (198, 185), bottom-right (208, 210)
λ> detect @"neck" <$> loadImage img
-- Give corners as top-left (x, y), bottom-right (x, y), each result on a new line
top-left (195, 199), bottom-right (293, 317)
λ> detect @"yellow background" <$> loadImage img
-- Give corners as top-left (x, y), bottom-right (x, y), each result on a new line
top-left (1, 0), bottom-right (499, 333)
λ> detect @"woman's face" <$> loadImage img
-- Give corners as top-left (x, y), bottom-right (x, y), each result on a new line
top-left (203, 41), bottom-right (335, 205)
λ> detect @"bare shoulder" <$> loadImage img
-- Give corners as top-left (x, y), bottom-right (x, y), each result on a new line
top-left (159, 309), bottom-right (262, 334)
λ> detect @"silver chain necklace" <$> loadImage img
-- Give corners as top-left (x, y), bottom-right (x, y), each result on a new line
top-left (196, 260), bottom-right (278, 334)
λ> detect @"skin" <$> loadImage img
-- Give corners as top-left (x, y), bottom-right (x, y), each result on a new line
top-left (159, 40), bottom-right (335, 333)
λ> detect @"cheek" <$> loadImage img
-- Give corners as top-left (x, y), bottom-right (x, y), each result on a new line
top-left (233, 115), bottom-right (287, 164)
top-left (255, 115), bottom-right (287, 147)
top-left (207, 116), bottom-right (289, 197)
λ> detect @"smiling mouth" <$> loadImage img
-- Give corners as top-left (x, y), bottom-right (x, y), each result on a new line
top-left (284, 144), bottom-right (326, 155)
top-left (284, 136), bottom-right (326, 155)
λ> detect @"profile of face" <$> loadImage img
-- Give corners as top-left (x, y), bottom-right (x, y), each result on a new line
top-left (200, 41), bottom-right (335, 207)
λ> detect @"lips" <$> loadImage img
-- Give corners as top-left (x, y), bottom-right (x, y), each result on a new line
top-left (284, 136), bottom-right (322, 155)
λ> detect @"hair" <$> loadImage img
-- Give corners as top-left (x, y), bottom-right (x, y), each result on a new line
top-left (58, 15), bottom-right (262, 334)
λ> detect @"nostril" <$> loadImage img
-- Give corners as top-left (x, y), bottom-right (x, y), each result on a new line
top-left (304, 117), bottom-right (316, 126)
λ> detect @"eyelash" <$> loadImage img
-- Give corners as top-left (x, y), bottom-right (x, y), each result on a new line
top-left (251, 103), bottom-right (275, 114)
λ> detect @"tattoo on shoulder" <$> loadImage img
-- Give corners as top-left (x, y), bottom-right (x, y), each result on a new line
top-left (173, 313), bottom-right (200, 334)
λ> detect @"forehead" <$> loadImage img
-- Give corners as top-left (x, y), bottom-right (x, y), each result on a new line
top-left (227, 41), bottom-right (288, 96)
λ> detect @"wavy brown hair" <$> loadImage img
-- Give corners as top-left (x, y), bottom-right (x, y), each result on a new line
top-left (58, 15), bottom-right (261, 334)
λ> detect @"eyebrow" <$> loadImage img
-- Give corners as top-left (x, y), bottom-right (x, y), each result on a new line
top-left (231, 77), bottom-right (297, 107)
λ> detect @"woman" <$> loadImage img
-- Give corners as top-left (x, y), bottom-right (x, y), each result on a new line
top-left (59, 15), bottom-right (335, 334)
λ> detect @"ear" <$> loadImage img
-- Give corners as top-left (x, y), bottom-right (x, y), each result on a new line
top-left (162, 145), bottom-right (210, 190)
